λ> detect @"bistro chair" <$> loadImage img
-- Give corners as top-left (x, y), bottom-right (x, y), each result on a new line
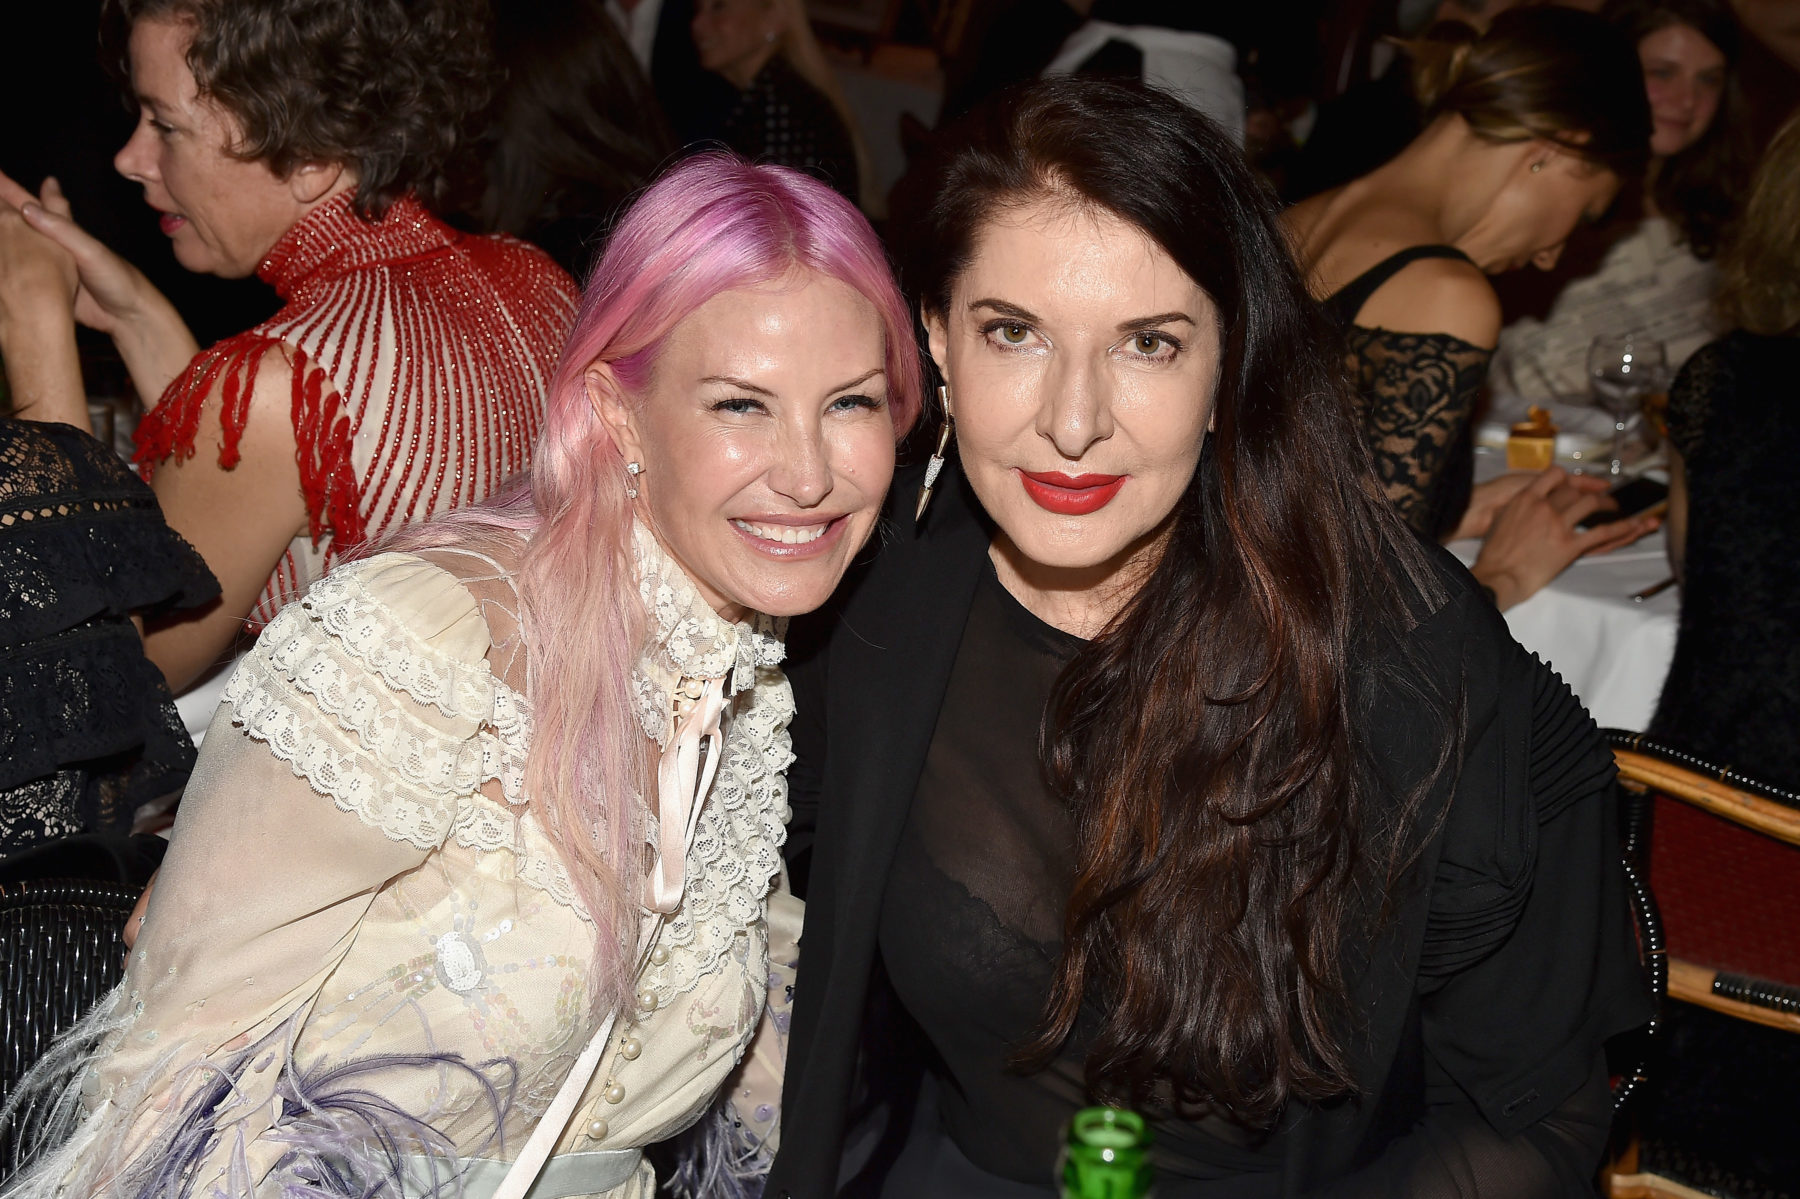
top-left (1600, 732), bottom-right (1800, 1199)
top-left (0, 876), bottom-right (139, 1177)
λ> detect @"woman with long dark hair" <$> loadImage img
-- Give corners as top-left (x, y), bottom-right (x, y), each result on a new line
top-left (767, 77), bottom-right (1649, 1196)
top-left (456, 0), bottom-right (675, 278)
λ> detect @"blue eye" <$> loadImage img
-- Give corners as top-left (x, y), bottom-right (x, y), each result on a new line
top-left (712, 397), bottom-right (764, 415)
top-left (830, 393), bottom-right (883, 413)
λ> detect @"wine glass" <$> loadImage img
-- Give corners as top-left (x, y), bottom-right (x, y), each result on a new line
top-left (1587, 334), bottom-right (1666, 476)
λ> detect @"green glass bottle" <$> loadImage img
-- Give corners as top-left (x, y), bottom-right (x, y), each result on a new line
top-left (1059, 1106), bottom-right (1154, 1199)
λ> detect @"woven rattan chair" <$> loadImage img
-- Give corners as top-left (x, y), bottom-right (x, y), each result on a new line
top-left (1600, 732), bottom-right (1800, 1199)
top-left (0, 877), bottom-right (138, 1178)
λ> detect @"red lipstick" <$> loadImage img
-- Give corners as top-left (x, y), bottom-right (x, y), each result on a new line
top-left (158, 212), bottom-right (186, 236)
top-left (1018, 470), bottom-right (1126, 515)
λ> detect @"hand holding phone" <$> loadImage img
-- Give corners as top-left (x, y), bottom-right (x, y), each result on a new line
top-left (1575, 476), bottom-right (1669, 531)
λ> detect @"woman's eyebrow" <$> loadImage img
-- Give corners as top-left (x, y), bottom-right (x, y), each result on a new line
top-left (699, 374), bottom-right (775, 397)
top-left (968, 298), bottom-right (1041, 323)
top-left (828, 367), bottom-right (884, 394)
top-left (1117, 312), bottom-right (1195, 333)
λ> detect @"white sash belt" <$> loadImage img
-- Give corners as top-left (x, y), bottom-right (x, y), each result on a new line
top-left (401, 1149), bottom-right (643, 1198)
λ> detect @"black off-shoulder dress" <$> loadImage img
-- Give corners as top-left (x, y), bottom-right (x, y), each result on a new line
top-left (1323, 245), bottom-right (1494, 543)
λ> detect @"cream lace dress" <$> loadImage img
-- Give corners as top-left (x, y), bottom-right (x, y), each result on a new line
top-left (2, 528), bottom-right (799, 1199)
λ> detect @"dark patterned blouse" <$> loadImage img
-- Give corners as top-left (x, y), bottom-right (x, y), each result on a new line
top-left (0, 421), bottom-right (218, 857)
top-left (720, 56), bottom-right (860, 204)
top-left (1651, 331), bottom-right (1800, 782)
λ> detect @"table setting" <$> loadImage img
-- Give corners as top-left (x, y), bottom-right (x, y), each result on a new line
top-left (1453, 333), bottom-right (1680, 730)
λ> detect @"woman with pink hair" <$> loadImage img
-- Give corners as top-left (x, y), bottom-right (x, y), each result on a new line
top-left (3, 152), bottom-right (919, 1199)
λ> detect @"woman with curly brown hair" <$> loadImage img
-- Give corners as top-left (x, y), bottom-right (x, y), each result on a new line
top-left (0, 0), bottom-right (579, 706)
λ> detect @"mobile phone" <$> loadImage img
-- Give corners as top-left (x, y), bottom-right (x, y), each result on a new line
top-left (1576, 477), bottom-right (1669, 530)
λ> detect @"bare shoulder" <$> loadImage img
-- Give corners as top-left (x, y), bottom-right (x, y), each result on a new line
top-left (1353, 255), bottom-right (1500, 349)
top-left (1281, 189), bottom-right (1335, 248)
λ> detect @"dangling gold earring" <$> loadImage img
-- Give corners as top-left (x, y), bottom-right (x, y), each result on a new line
top-left (915, 385), bottom-right (954, 522)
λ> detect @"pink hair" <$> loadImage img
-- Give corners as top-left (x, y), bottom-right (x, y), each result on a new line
top-left (385, 153), bottom-right (919, 1014)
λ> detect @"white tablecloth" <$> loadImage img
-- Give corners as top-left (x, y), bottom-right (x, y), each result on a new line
top-left (1449, 528), bottom-right (1679, 731)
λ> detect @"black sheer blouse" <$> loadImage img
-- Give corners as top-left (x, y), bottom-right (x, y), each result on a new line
top-left (874, 555), bottom-right (1649, 1195)
top-left (0, 422), bottom-right (219, 857)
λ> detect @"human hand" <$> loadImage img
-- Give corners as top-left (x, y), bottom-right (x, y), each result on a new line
top-left (0, 195), bottom-right (80, 340)
top-left (0, 171), bottom-right (159, 337)
top-left (1471, 467), bottom-right (1661, 610)
top-left (1448, 471), bottom-right (1539, 542)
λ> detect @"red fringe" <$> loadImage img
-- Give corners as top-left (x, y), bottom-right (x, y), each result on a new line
top-left (133, 334), bottom-right (367, 550)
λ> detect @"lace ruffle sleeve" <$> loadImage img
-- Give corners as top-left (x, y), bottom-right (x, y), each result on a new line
top-left (219, 551), bottom-right (499, 847)
top-left (3, 553), bottom-right (504, 1199)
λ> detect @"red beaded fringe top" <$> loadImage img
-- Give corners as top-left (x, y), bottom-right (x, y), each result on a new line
top-left (134, 193), bottom-right (578, 623)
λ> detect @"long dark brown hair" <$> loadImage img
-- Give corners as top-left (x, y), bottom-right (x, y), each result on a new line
top-left (457, 0), bottom-right (675, 277)
top-left (1602, 0), bottom-right (1753, 258)
top-left (898, 78), bottom-right (1452, 1125)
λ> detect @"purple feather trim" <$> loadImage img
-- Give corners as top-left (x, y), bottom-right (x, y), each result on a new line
top-left (663, 1094), bottom-right (773, 1199)
top-left (110, 1021), bottom-right (516, 1199)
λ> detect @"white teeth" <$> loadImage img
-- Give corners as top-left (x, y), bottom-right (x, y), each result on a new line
top-left (733, 519), bottom-right (829, 545)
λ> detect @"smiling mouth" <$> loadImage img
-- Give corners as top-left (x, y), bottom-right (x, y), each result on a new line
top-left (731, 519), bottom-right (831, 545)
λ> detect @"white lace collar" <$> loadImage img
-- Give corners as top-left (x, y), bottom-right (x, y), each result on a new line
top-left (630, 521), bottom-right (786, 747)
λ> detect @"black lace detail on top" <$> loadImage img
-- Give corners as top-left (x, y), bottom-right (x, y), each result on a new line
top-left (1, 421), bottom-right (219, 642)
top-left (1650, 332), bottom-right (1800, 782)
top-left (1323, 245), bottom-right (1491, 541)
top-left (1342, 328), bottom-right (1490, 540)
top-left (0, 422), bottom-right (219, 856)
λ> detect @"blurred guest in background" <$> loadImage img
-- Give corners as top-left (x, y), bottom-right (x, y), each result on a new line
top-left (1495, 0), bottom-right (1753, 404)
top-left (1285, 7), bottom-right (1658, 608)
top-left (458, 0), bottom-right (675, 278)
top-left (0, 0), bottom-right (578, 706)
top-left (0, 418), bottom-right (216, 882)
top-left (691, 0), bottom-right (869, 205)
top-left (1040, 9), bottom-right (1247, 144)
top-left (607, 0), bottom-right (737, 147)
top-left (1288, 0), bottom-right (1531, 201)
top-left (1651, 112), bottom-right (1800, 782)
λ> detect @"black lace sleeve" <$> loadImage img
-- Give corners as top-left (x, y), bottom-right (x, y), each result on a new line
top-left (1, 421), bottom-right (219, 644)
top-left (1343, 328), bottom-right (1492, 540)
top-left (1, 422), bottom-right (220, 856)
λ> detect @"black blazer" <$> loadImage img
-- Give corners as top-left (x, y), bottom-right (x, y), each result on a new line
top-left (766, 459), bottom-right (1650, 1198)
